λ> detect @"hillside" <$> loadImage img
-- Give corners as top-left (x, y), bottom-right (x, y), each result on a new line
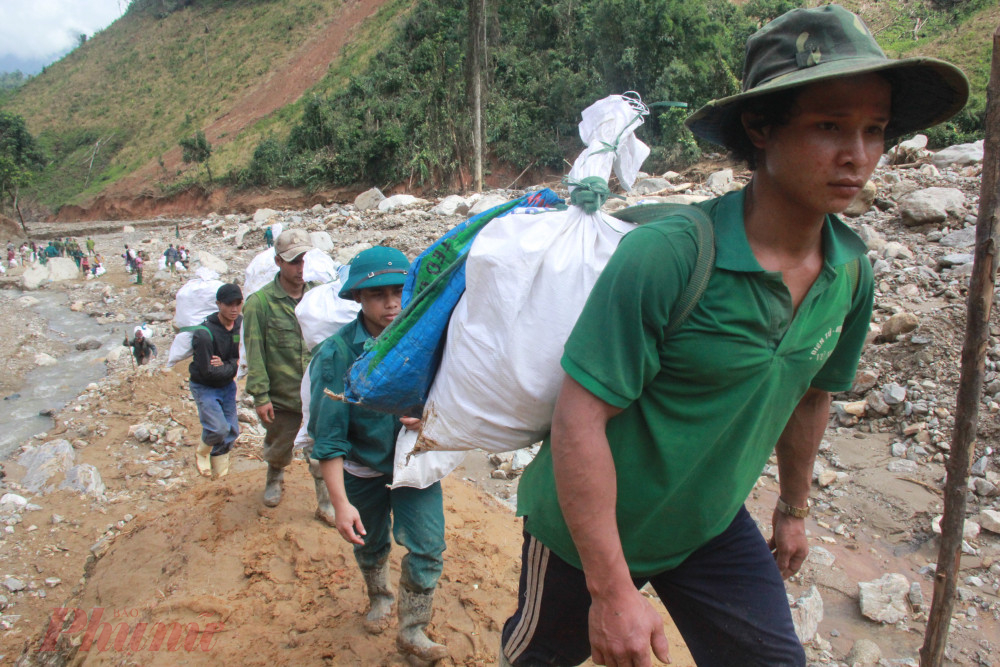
top-left (4, 0), bottom-right (405, 218)
top-left (0, 0), bottom-right (996, 221)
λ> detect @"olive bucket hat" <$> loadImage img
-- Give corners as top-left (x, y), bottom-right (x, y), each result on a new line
top-left (685, 4), bottom-right (969, 149)
top-left (338, 246), bottom-right (410, 298)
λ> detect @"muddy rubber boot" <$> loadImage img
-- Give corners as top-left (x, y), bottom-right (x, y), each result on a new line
top-left (396, 587), bottom-right (448, 662)
top-left (210, 452), bottom-right (230, 479)
top-left (262, 466), bottom-right (283, 507)
top-left (314, 477), bottom-right (336, 526)
top-left (361, 562), bottom-right (395, 635)
top-left (195, 443), bottom-right (212, 477)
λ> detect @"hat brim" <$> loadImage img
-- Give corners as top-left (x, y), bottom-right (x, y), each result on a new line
top-left (337, 271), bottom-right (408, 298)
top-left (277, 245), bottom-right (311, 262)
top-left (685, 56), bottom-right (969, 148)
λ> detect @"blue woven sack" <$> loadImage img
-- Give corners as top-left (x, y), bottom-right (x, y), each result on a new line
top-left (341, 189), bottom-right (564, 416)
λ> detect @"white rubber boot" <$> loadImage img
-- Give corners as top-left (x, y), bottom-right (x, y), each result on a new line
top-left (361, 561), bottom-right (395, 635)
top-left (195, 443), bottom-right (212, 477)
top-left (396, 587), bottom-right (447, 662)
top-left (210, 452), bottom-right (230, 479)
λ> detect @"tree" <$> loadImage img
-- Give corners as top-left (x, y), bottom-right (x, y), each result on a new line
top-left (0, 111), bottom-right (45, 234)
top-left (179, 130), bottom-right (212, 182)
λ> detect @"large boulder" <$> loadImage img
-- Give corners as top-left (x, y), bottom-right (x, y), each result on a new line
top-left (468, 194), bottom-right (510, 216)
top-left (252, 208), bottom-right (278, 225)
top-left (354, 188), bottom-right (385, 211)
top-left (18, 440), bottom-right (76, 493)
top-left (60, 464), bottom-right (106, 499)
top-left (859, 573), bottom-right (910, 624)
top-left (21, 263), bottom-right (50, 290)
top-left (195, 251), bottom-right (228, 275)
top-left (430, 195), bottom-right (470, 217)
top-left (234, 223), bottom-right (251, 247)
top-left (898, 187), bottom-right (965, 227)
top-left (843, 181), bottom-right (877, 217)
top-left (378, 194), bottom-right (428, 212)
top-left (931, 140), bottom-right (984, 168)
top-left (789, 586), bottom-right (823, 643)
top-left (46, 258), bottom-right (80, 283)
top-left (309, 231), bottom-right (334, 254)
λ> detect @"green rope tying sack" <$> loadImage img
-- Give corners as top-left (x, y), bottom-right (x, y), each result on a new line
top-left (565, 176), bottom-right (624, 214)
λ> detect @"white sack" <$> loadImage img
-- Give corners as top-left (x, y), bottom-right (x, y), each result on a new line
top-left (418, 94), bottom-right (647, 452)
top-left (166, 276), bottom-right (225, 366)
top-left (158, 256), bottom-right (167, 271)
top-left (295, 281), bottom-right (361, 351)
top-left (238, 245), bottom-right (343, 378)
top-left (294, 366), bottom-right (316, 450)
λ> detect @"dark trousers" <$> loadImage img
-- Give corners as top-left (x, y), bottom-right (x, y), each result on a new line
top-left (501, 506), bottom-right (805, 667)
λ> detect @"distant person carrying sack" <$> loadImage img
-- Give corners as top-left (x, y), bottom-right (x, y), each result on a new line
top-left (123, 327), bottom-right (157, 365)
top-left (242, 229), bottom-right (334, 522)
top-left (190, 283), bottom-right (244, 480)
top-left (309, 247), bottom-right (448, 662)
top-left (501, 6), bottom-right (968, 667)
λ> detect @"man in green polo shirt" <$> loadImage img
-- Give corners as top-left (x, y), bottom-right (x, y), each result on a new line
top-left (243, 228), bottom-right (335, 524)
top-left (500, 6), bottom-right (968, 667)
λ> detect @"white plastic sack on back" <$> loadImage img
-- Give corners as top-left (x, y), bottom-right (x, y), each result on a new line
top-left (418, 93), bottom-right (649, 453)
top-left (237, 244), bottom-right (343, 378)
top-left (295, 281), bottom-right (361, 351)
top-left (294, 365), bottom-right (316, 450)
top-left (390, 428), bottom-right (465, 489)
top-left (166, 275), bottom-right (225, 366)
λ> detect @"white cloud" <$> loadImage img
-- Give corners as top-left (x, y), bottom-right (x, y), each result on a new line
top-left (0, 0), bottom-right (128, 63)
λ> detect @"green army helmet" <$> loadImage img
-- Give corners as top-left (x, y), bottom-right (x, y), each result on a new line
top-left (685, 4), bottom-right (969, 149)
top-left (338, 246), bottom-right (410, 298)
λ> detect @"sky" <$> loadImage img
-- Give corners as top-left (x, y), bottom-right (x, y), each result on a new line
top-left (0, 0), bottom-right (129, 75)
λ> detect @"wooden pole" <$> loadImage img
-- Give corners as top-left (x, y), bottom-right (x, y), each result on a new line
top-left (920, 24), bottom-right (1000, 667)
top-left (467, 0), bottom-right (484, 193)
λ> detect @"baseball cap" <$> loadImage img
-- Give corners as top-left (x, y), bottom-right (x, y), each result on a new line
top-left (216, 283), bottom-right (243, 304)
top-left (685, 4), bottom-right (969, 148)
top-left (338, 246), bottom-right (410, 298)
top-left (274, 228), bottom-right (313, 262)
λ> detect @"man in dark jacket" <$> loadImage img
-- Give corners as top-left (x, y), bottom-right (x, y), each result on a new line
top-left (190, 283), bottom-right (244, 479)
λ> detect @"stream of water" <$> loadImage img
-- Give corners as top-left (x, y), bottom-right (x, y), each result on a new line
top-left (1, 288), bottom-right (125, 459)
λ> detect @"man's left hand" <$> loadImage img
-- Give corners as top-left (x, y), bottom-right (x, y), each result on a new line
top-left (209, 355), bottom-right (223, 367)
top-left (768, 509), bottom-right (808, 579)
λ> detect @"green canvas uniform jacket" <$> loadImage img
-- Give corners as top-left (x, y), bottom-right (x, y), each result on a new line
top-left (518, 189), bottom-right (875, 577)
top-left (307, 315), bottom-right (402, 475)
top-left (243, 275), bottom-right (317, 412)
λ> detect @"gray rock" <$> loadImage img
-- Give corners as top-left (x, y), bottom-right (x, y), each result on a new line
top-left (430, 195), bottom-right (470, 217)
top-left (907, 581), bottom-right (924, 611)
top-left (632, 177), bottom-right (670, 195)
top-left (144, 311), bottom-right (171, 322)
top-left (129, 424), bottom-right (151, 442)
top-left (59, 464), bottom-right (105, 498)
top-left (844, 181), bottom-right (877, 217)
top-left (867, 391), bottom-right (891, 416)
top-left (881, 313), bottom-right (919, 341)
top-left (883, 383), bottom-right (907, 405)
top-left (852, 369), bottom-right (879, 394)
top-left (309, 231), bottom-right (334, 253)
top-left (807, 546), bottom-right (836, 567)
top-left (44, 258), bottom-right (80, 284)
top-left (939, 253), bottom-right (974, 268)
top-left (3, 577), bottom-right (25, 593)
top-left (789, 586), bottom-right (823, 643)
top-left (0, 494), bottom-right (28, 513)
top-left (898, 187), bottom-right (965, 227)
top-left (979, 509), bottom-right (1000, 534)
top-left (252, 208), bottom-right (278, 224)
top-left (971, 456), bottom-right (988, 476)
top-left (887, 460), bottom-right (918, 474)
top-left (973, 478), bottom-right (997, 497)
top-left (354, 188), bottom-right (385, 211)
top-left (705, 169), bottom-right (733, 192)
top-left (195, 251), bottom-right (228, 275)
top-left (0, 594), bottom-right (7, 609)
top-left (882, 241), bottom-right (913, 260)
top-left (468, 194), bottom-right (510, 216)
top-left (17, 440), bottom-right (75, 493)
top-left (74, 336), bottom-right (103, 351)
top-left (859, 573), bottom-right (910, 624)
top-left (939, 227), bottom-right (977, 249)
top-left (930, 140), bottom-right (984, 168)
top-left (845, 638), bottom-right (882, 665)
top-left (234, 223), bottom-right (251, 247)
top-left (34, 353), bottom-right (58, 367)
top-left (378, 194), bottom-right (427, 212)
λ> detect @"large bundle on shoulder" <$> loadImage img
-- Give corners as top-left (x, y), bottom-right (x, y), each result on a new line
top-left (166, 267), bottom-right (225, 366)
top-left (416, 94), bottom-right (657, 453)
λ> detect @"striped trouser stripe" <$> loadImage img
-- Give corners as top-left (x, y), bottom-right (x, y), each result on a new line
top-left (504, 534), bottom-right (550, 664)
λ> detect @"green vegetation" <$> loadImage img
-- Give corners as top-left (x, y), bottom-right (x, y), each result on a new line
top-left (0, 111), bottom-right (46, 229)
top-left (179, 130), bottom-right (213, 182)
top-left (0, 0), bottom-right (992, 212)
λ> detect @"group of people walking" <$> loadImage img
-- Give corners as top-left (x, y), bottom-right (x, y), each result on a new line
top-left (178, 6), bottom-right (970, 666)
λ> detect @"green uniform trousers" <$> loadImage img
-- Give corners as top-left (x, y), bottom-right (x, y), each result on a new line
top-left (345, 474), bottom-right (445, 593)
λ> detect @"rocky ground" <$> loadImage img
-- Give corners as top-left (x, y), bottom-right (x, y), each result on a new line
top-left (0, 137), bottom-right (999, 666)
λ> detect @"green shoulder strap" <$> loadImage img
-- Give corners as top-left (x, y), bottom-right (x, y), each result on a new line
top-left (612, 203), bottom-right (716, 336)
top-left (845, 256), bottom-right (862, 300)
top-left (179, 324), bottom-right (213, 341)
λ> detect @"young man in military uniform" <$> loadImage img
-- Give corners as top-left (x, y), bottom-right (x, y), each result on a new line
top-left (501, 6), bottom-right (969, 666)
top-left (243, 229), bottom-right (336, 524)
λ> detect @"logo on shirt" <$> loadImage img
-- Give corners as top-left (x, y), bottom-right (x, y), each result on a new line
top-left (810, 326), bottom-right (842, 363)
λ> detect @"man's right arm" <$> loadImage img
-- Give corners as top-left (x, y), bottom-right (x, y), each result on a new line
top-left (551, 375), bottom-right (671, 667)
